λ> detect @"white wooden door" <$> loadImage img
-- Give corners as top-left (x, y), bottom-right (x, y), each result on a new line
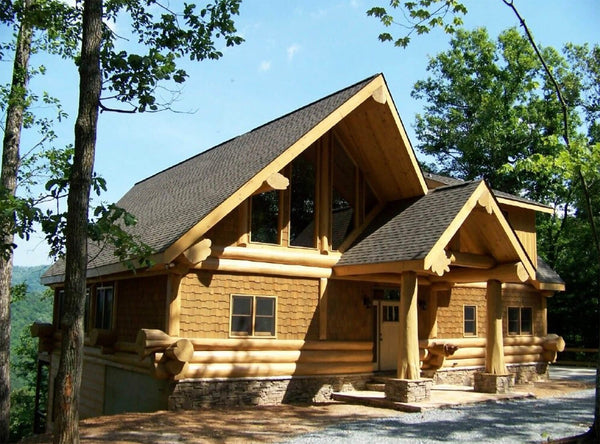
top-left (378, 301), bottom-right (400, 371)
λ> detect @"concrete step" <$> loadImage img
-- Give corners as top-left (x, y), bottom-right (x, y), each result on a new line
top-left (365, 382), bottom-right (386, 392)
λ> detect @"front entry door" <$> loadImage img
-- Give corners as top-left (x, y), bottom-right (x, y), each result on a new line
top-left (378, 301), bottom-right (400, 371)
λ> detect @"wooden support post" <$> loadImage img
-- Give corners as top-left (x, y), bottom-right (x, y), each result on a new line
top-left (237, 200), bottom-right (249, 246)
top-left (319, 278), bottom-right (328, 340)
top-left (318, 134), bottom-right (332, 253)
top-left (398, 271), bottom-right (420, 379)
top-left (485, 279), bottom-right (507, 374)
top-left (166, 273), bottom-right (184, 337)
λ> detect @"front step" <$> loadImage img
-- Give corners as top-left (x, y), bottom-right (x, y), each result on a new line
top-left (366, 382), bottom-right (386, 392)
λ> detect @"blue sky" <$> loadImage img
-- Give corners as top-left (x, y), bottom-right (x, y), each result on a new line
top-left (1, 0), bottom-right (599, 266)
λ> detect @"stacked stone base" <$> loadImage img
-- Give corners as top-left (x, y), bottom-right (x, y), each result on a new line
top-left (384, 378), bottom-right (433, 402)
top-left (168, 374), bottom-right (372, 410)
top-left (424, 363), bottom-right (548, 386)
top-left (473, 372), bottom-right (515, 394)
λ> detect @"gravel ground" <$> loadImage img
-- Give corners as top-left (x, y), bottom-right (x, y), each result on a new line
top-left (287, 367), bottom-right (596, 444)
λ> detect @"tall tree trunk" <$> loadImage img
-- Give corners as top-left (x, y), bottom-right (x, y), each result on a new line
top-left (53, 0), bottom-right (102, 442)
top-left (0, 1), bottom-right (33, 440)
top-left (502, 2), bottom-right (600, 441)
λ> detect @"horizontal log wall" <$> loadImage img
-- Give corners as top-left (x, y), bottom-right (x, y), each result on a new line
top-left (155, 339), bottom-right (374, 379)
top-left (419, 336), bottom-right (554, 369)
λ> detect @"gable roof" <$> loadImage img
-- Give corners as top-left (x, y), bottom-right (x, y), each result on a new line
top-left (338, 181), bottom-right (481, 267)
top-left (336, 180), bottom-right (538, 283)
top-left (43, 74), bottom-right (428, 282)
top-left (423, 172), bottom-right (553, 214)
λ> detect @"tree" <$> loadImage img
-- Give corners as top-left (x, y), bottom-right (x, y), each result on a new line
top-left (52, 1), bottom-right (243, 442)
top-left (368, 1), bottom-right (600, 441)
top-left (0, 1), bottom-right (78, 438)
top-left (410, 27), bottom-right (571, 197)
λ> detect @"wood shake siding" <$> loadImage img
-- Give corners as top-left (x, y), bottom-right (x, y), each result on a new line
top-left (179, 271), bottom-right (320, 340)
top-left (502, 286), bottom-right (545, 336)
top-left (436, 285), bottom-right (545, 339)
top-left (116, 275), bottom-right (168, 342)
top-left (204, 207), bottom-right (240, 247)
top-left (436, 286), bottom-right (487, 339)
top-left (326, 280), bottom-right (373, 341)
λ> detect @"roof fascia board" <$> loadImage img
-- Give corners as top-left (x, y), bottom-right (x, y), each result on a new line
top-left (424, 181), bottom-right (537, 280)
top-left (496, 197), bottom-right (554, 214)
top-left (162, 75), bottom-right (395, 263)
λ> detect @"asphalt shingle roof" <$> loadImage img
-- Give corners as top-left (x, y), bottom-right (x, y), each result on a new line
top-left (43, 75), bottom-right (379, 279)
top-left (338, 181), bottom-right (482, 267)
top-left (423, 172), bottom-right (552, 210)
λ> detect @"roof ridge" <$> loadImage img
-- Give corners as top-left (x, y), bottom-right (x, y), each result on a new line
top-left (134, 73), bottom-right (382, 187)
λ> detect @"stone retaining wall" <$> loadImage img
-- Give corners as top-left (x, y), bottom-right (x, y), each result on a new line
top-left (428, 363), bottom-right (549, 386)
top-left (168, 374), bottom-right (372, 409)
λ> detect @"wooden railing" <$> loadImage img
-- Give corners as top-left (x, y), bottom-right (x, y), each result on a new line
top-left (557, 347), bottom-right (598, 367)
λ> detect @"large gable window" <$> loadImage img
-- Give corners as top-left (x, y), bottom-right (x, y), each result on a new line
top-left (290, 146), bottom-right (316, 247)
top-left (230, 295), bottom-right (276, 337)
top-left (250, 190), bottom-right (279, 244)
top-left (332, 141), bottom-right (356, 250)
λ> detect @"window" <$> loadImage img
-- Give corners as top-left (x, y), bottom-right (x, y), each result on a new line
top-left (57, 289), bottom-right (91, 331)
top-left (230, 295), bottom-right (276, 337)
top-left (250, 190), bottom-right (280, 244)
top-left (383, 305), bottom-right (399, 322)
top-left (290, 147), bottom-right (316, 247)
top-left (463, 305), bottom-right (477, 336)
top-left (508, 307), bottom-right (533, 335)
top-left (95, 286), bottom-right (114, 330)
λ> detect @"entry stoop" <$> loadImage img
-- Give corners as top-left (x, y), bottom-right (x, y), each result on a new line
top-left (332, 377), bottom-right (534, 412)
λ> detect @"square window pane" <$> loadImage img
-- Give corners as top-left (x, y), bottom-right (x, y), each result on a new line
top-left (256, 297), bottom-right (274, 316)
top-left (232, 296), bottom-right (252, 315)
top-left (255, 317), bottom-right (275, 336)
top-left (231, 315), bottom-right (252, 335)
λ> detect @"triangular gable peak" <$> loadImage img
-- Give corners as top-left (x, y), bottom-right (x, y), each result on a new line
top-left (164, 74), bottom-right (427, 264)
top-left (42, 74), bottom-right (428, 284)
top-left (336, 180), bottom-right (538, 286)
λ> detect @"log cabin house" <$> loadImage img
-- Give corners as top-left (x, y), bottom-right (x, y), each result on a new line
top-left (35, 73), bottom-right (565, 425)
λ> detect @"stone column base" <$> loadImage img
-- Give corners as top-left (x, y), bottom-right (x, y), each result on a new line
top-left (384, 378), bottom-right (433, 402)
top-left (473, 372), bottom-right (514, 394)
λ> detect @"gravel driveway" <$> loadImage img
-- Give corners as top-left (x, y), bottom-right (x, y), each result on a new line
top-left (287, 367), bottom-right (596, 444)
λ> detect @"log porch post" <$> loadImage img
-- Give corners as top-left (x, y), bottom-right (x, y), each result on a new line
top-left (485, 279), bottom-right (507, 374)
top-left (398, 271), bottom-right (420, 379)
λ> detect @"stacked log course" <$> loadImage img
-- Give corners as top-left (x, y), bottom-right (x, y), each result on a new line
top-left (419, 334), bottom-right (565, 369)
top-left (136, 329), bottom-right (373, 380)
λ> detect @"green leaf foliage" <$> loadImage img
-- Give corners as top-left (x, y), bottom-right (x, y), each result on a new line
top-left (411, 28), bottom-right (575, 198)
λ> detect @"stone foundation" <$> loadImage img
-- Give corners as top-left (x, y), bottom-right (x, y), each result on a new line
top-left (426, 362), bottom-right (548, 386)
top-left (474, 372), bottom-right (515, 394)
top-left (384, 378), bottom-right (433, 403)
top-left (168, 373), bottom-right (372, 409)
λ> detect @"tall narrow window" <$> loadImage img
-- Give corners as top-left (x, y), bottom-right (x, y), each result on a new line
top-left (230, 295), bottom-right (276, 337)
top-left (95, 286), bottom-right (114, 330)
top-left (250, 190), bottom-right (279, 244)
top-left (290, 147), bottom-right (316, 247)
top-left (463, 305), bottom-right (477, 336)
top-left (332, 141), bottom-right (356, 249)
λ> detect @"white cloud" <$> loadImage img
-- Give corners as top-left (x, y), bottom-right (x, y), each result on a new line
top-left (287, 44), bottom-right (301, 61)
top-left (259, 60), bottom-right (272, 72)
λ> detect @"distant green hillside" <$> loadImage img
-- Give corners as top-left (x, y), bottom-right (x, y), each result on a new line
top-left (10, 265), bottom-right (53, 389)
